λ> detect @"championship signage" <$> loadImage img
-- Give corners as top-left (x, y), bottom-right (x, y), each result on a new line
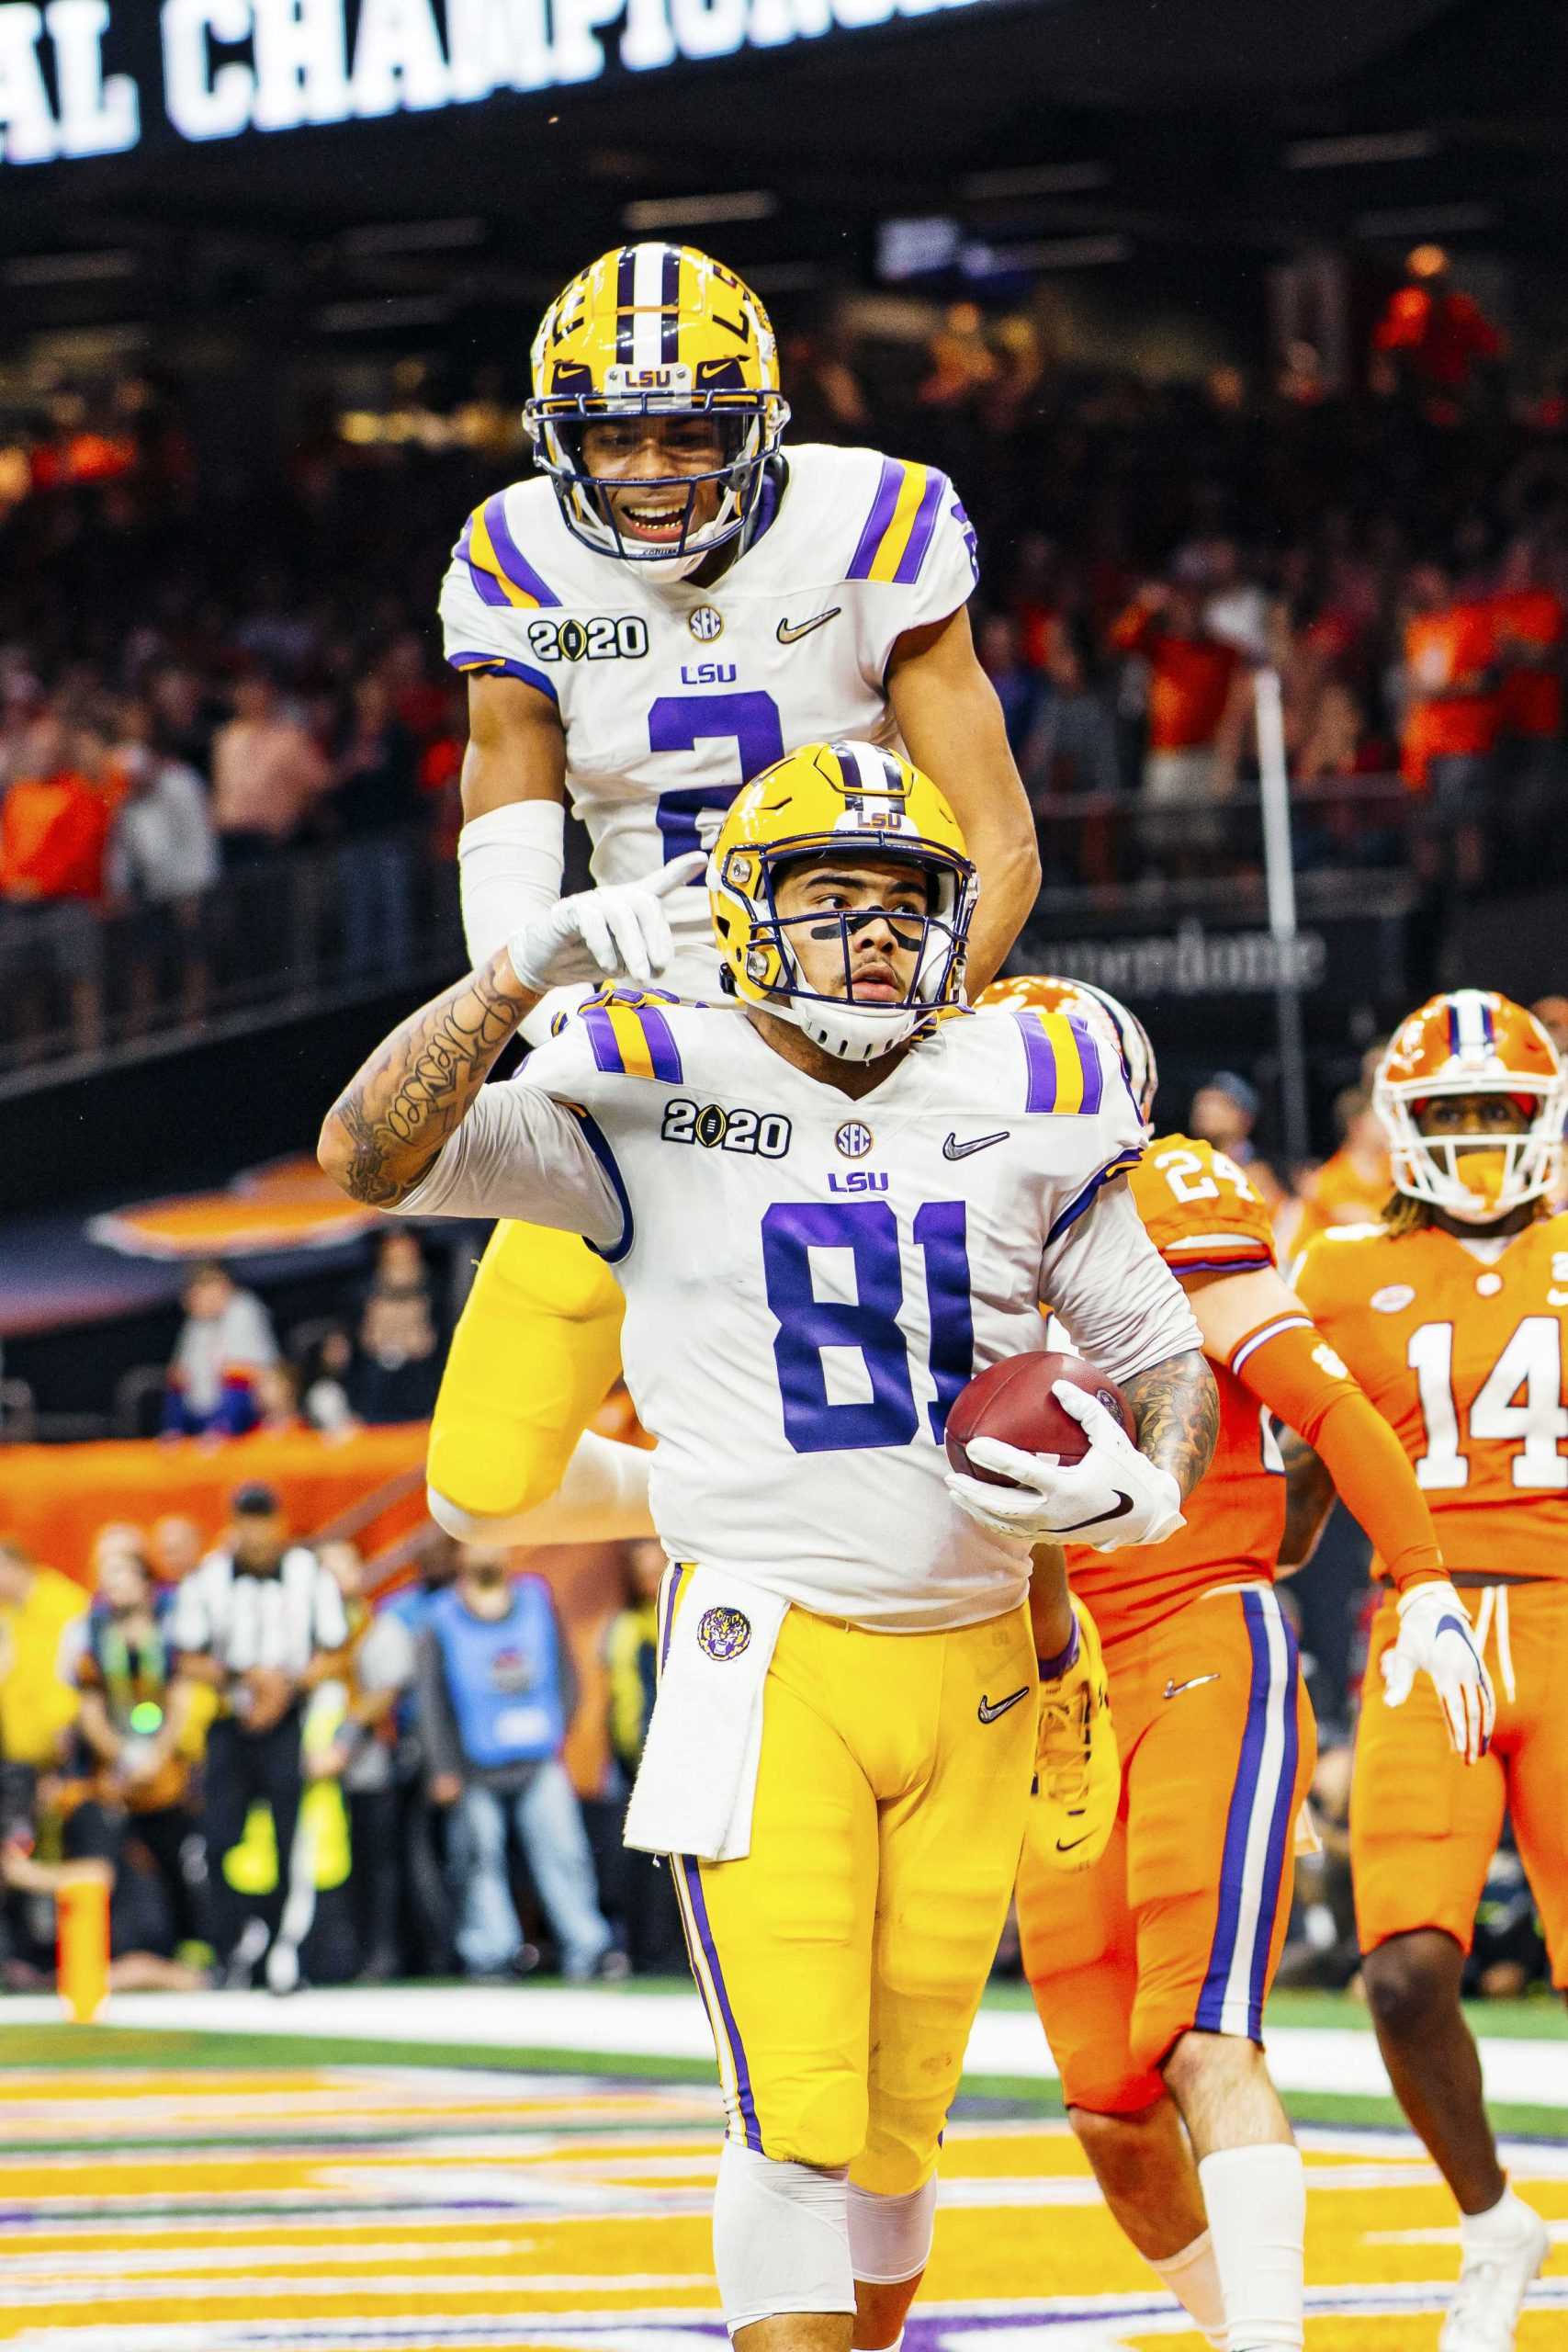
top-left (0, 0), bottom-right (989, 163)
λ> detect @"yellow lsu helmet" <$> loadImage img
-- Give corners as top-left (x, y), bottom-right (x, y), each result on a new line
top-left (525, 242), bottom-right (789, 571)
top-left (708, 740), bottom-right (976, 1064)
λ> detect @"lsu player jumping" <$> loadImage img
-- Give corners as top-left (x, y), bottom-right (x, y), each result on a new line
top-left (320, 745), bottom-right (1214, 2352)
top-left (976, 973), bottom-right (1493, 2352)
top-left (1289, 989), bottom-right (1568, 2352)
top-left (428, 242), bottom-right (1040, 1551)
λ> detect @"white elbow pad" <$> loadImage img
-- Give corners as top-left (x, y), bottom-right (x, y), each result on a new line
top-left (457, 800), bottom-right (565, 967)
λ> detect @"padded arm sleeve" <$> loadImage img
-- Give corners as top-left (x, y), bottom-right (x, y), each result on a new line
top-left (1229, 1313), bottom-right (1445, 1590)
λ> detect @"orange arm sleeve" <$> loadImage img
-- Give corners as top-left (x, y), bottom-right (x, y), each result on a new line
top-left (1228, 1311), bottom-right (1446, 1591)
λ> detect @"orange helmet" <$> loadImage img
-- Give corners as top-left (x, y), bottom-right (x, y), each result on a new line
top-left (1373, 988), bottom-right (1567, 1223)
top-left (976, 972), bottom-right (1157, 1125)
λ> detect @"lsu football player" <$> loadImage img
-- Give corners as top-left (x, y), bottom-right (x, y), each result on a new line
top-left (977, 973), bottom-right (1492, 2352)
top-left (320, 745), bottom-right (1213, 2352)
top-left (427, 242), bottom-right (1039, 1560)
top-left (1289, 989), bottom-right (1567, 2351)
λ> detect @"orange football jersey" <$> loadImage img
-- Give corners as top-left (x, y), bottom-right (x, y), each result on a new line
top-left (1067, 1134), bottom-right (1285, 1646)
top-left (1294, 1214), bottom-right (1568, 1581)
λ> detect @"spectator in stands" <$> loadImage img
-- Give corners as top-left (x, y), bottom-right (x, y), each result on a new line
top-left (170, 1481), bottom-right (348, 1990)
top-left (327, 673), bottom-right (423, 978)
top-left (1398, 560), bottom-right (1498, 892)
top-left (299, 1326), bottom-right (360, 1436)
top-left (310, 1540), bottom-right (413, 1982)
top-left (209, 667), bottom-right (330, 865)
top-left (604, 1540), bottom-right (685, 1974)
top-left (149, 1514), bottom-right (204, 1586)
top-left (250, 1362), bottom-right (307, 1436)
top-left (975, 612), bottom-right (1040, 756)
top-left (1189, 1069), bottom-right (1285, 1212)
top-left (1490, 536), bottom-right (1566, 883)
top-left (350, 1230), bottom-right (443, 1425)
top-left (380, 1533), bottom-right (461, 1976)
top-left (0, 706), bottom-right (118, 1056)
top-left (1109, 574), bottom-right (1250, 860)
top-left (418, 1544), bottom-right (619, 1984)
top-left (146, 664), bottom-right (219, 782)
top-left (106, 698), bottom-right (219, 1032)
top-left (61, 1540), bottom-right (206, 1961)
top-left (163, 1260), bottom-right (279, 1439)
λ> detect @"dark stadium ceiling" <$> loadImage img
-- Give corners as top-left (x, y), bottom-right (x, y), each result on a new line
top-left (0, 0), bottom-right (1564, 354)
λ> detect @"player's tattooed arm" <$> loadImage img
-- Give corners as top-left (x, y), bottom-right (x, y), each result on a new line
top-left (1279, 1425), bottom-right (1337, 1568)
top-left (319, 950), bottom-right (535, 1207)
top-left (1123, 1350), bottom-right (1220, 1500)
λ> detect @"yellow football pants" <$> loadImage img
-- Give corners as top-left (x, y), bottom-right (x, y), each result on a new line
top-left (671, 1592), bottom-right (1036, 2194)
top-left (426, 1220), bottom-right (626, 1519)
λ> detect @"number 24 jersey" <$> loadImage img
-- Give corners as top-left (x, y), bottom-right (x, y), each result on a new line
top-left (437, 444), bottom-right (978, 985)
top-left (1293, 1215), bottom-right (1568, 1580)
top-left (398, 1001), bottom-right (1201, 1632)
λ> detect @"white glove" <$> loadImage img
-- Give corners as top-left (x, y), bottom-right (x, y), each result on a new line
top-left (945, 1378), bottom-right (1185, 1554)
top-left (1381, 1581), bottom-right (1495, 1766)
top-left (506, 852), bottom-right (705, 993)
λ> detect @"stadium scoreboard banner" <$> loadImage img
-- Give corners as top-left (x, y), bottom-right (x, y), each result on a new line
top-left (0, 0), bottom-right (998, 163)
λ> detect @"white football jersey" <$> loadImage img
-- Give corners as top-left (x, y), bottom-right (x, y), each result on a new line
top-left (398, 999), bottom-right (1201, 1632)
top-left (438, 443), bottom-right (979, 991)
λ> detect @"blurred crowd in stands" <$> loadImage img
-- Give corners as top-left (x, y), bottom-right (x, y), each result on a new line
top-left (3, 278), bottom-right (1568, 1065)
top-left (0, 1484), bottom-right (684, 1996)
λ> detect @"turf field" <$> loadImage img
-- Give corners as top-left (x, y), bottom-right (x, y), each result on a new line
top-left (1, 1984), bottom-right (1563, 2348)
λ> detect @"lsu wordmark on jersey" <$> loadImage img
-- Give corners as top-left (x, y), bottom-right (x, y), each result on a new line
top-left (439, 446), bottom-right (979, 989)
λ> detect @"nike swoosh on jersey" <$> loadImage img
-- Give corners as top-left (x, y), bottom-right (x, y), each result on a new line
top-left (943, 1129), bottom-right (1010, 1160)
top-left (1163, 1673), bottom-right (1221, 1700)
top-left (977, 1686), bottom-right (1032, 1724)
top-left (776, 606), bottom-right (842, 644)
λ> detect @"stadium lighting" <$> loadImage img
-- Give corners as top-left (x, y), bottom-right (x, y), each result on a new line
top-left (1284, 130), bottom-right (1437, 169)
top-left (623, 191), bottom-right (780, 230)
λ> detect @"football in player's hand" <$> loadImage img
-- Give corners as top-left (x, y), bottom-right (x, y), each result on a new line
top-left (944, 1352), bottom-right (1134, 1487)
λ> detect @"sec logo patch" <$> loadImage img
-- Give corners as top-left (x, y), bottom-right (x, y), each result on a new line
top-left (687, 605), bottom-right (724, 641)
top-left (835, 1121), bottom-right (874, 1159)
top-left (697, 1605), bottom-right (751, 1662)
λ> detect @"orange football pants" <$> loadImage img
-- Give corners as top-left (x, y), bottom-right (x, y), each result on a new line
top-left (1019, 1582), bottom-right (1315, 2115)
top-left (1353, 1577), bottom-right (1568, 1982)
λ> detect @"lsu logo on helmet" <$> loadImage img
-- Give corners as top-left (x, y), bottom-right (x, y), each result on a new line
top-left (525, 243), bottom-right (790, 571)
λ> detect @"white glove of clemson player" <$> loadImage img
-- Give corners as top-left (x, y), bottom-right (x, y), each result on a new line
top-left (1381, 1580), bottom-right (1495, 1767)
top-left (945, 1379), bottom-right (1185, 1554)
top-left (506, 852), bottom-right (706, 993)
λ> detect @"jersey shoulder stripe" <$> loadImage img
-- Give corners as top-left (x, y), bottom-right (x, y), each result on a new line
top-left (1013, 1008), bottom-right (1105, 1115)
top-left (580, 996), bottom-right (683, 1083)
top-left (447, 647), bottom-right (560, 704)
top-left (845, 457), bottom-right (948, 585)
top-left (456, 494), bottom-right (561, 611)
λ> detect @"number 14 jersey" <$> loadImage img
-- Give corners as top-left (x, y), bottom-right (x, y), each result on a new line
top-left (1293, 1215), bottom-right (1568, 1580)
top-left (437, 445), bottom-right (978, 988)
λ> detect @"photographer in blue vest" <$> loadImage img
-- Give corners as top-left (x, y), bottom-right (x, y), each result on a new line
top-left (415, 1544), bottom-right (619, 1984)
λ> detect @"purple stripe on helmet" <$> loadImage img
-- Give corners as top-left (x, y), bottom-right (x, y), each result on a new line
top-left (1448, 998), bottom-right (1461, 1057)
top-left (581, 1005), bottom-right (625, 1075)
top-left (846, 458), bottom-right (904, 579)
top-left (1481, 996), bottom-right (1495, 1047)
top-left (660, 244), bottom-right (680, 361)
top-left (445, 650), bottom-right (559, 706)
top-left (831, 740), bottom-right (866, 795)
top-left (1068, 1018), bottom-right (1104, 1115)
top-left (634, 1002), bottom-right (682, 1083)
top-left (481, 492), bottom-right (559, 607)
top-left (892, 467), bottom-right (946, 585)
top-left (1015, 1011), bottom-right (1058, 1112)
top-left (1247, 1597), bottom-right (1302, 2034)
top-left (616, 246), bottom-right (635, 363)
top-left (681, 1854), bottom-right (763, 2153)
top-left (1195, 1589), bottom-right (1273, 2031)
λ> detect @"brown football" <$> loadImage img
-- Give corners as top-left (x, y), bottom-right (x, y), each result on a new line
top-left (944, 1351), bottom-right (1134, 1487)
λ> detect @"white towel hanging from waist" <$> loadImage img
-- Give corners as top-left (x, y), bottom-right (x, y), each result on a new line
top-left (624, 1563), bottom-right (788, 1863)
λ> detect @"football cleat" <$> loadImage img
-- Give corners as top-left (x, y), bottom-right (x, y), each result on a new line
top-left (525, 243), bottom-right (789, 575)
top-left (707, 740), bottom-right (976, 1063)
top-left (1033, 1598), bottom-right (1120, 1871)
top-left (1375, 989), bottom-right (1567, 1224)
top-left (1438, 2198), bottom-right (1550, 2352)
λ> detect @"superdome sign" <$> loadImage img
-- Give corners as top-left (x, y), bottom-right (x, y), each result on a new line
top-left (0, 0), bottom-right (987, 161)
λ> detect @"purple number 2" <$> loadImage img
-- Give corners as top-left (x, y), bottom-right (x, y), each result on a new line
top-left (649, 691), bottom-right (785, 861)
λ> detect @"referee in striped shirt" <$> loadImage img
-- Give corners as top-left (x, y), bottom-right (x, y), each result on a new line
top-left (171, 1483), bottom-right (348, 1986)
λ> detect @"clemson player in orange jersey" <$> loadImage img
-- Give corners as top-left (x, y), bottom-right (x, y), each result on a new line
top-left (976, 973), bottom-right (1491, 2352)
top-left (1289, 987), bottom-right (1567, 2351)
